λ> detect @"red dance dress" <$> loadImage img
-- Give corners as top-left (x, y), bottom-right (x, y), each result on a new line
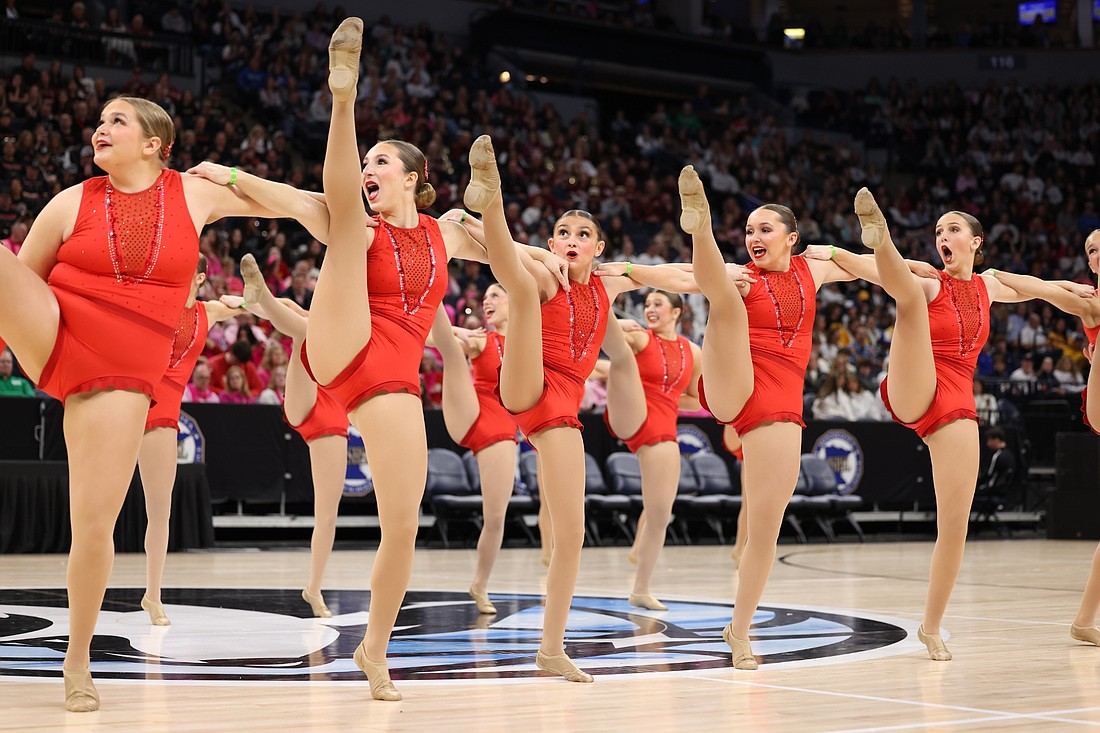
top-left (1081, 314), bottom-right (1099, 435)
top-left (880, 271), bottom-right (990, 438)
top-left (459, 330), bottom-right (519, 453)
top-left (287, 348), bottom-right (349, 443)
top-left (145, 302), bottom-right (208, 431)
top-left (302, 214), bottom-right (448, 413)
top-left (507, 276), bottom-right (610, 438)
top-left (605, 329), bottom-right (694, 452)
top-left (36, 169), bottom-right (198, 403)
top-left (700, 255), bottom-right (816, 436)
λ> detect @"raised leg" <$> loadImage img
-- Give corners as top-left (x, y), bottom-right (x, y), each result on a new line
top-left (682, 166), bottom-right (753, 422)
top-left (283, 339), bottom-right (320, 428)
top-left (137, 426), bottom-right (178, 625)
top-left (431, 305), bottom-right (479, 443)
top-left (602, 318), bottom-right (647, 441)
top-left (306, 18), bottom-right (371, 385)
top-left (855, 188), bottom-right (936, 422)
top-left (0, 245), bottom-right (60, 380)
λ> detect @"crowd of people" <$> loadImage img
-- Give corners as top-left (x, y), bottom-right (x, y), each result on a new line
top-left (0, 1), bottom-right (1097, 421)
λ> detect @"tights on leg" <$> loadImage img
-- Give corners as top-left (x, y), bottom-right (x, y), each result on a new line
top-left (632, 442), bottom-right (680, 596)
top-left (1074, 543), bottom-right (1100, 628)
top-left (305, 435), bottom-right (349, 596)
top-left (138, 427), bottom-right (178, 602)
top-left (471, 441), bottom-right (518, 594)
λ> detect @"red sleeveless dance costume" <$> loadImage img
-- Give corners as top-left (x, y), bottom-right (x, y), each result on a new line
top-left (459, 330), bottom-right (519, 453)
top-left (1080, 315), bottom-right (1099, 435)
top-left (301, 214), bottom-right (448, 414)
top-left (288, 348), bottom-right (349, 443)
top-left (700, 255), bottom-right (816, 436)
top-left (506, 276), bottom-right (610, 438)
top-left (36, 170), bottom-right (198, 403)
top-left (880, 271), bottom-right (990, 439)
top-left (145, 302), bottom-right (208, 431)
top-left (605, 330), bottom-right (694, 453)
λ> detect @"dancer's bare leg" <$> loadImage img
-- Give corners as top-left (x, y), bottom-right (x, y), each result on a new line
top-left (629, 512), bottom-right (646, 564)
top-left (0, 247), bottom-right (60, 380)
top-left (530, 426), bottom-right (593, 682)
top-left (854, 188), bottom-right (936, 421)
top-left (682, 166), bottom-right (752, 421)
top-left (306, 18), bottom-right (371, 384)
top-left (918, 419), bottom-right (980, 660)
top-left (466, 135), bottom-right (545, 413)
top-left (1072, 543), bottom-right (1100, 644)
top-left (630, 442), bottom-right (680, 609)
top-left (471, 440), bottom-right (517, 607)
top-left (137, 427), bottom-right (178, 625)
top-left (430, 305), bottom-right (479, 443)
top-left (64, 390), bottom-right (151, 710)
top-left (304, 435), bottom-right (348, 604)
top-left (602, 317), bottom-right (647, 440)
top-left (538, 463), bottom-right (553, 567)
top-left (732, 483), bottom-right (747, 567)
top-left (727, 421), bottom-right (802, 668)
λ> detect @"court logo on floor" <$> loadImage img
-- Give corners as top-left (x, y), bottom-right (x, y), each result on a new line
top-left (0, 589), bottom-right (911, 682)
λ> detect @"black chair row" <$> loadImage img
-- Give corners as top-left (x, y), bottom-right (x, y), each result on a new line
top-left (423, 447), bottom-right (864, 547)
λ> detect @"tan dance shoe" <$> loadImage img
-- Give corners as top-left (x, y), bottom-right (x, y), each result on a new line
top-left (239, 253), bottom-right (266, 309)
top-left (1070, 623), bottom-right (1100, 645)
top-left (722, 622), bottom-right (759, 670)
top-left (628, 593), bottom-right (669, 611)
top-left (63, 668), bottom-right (100, 712)
top-left (302, 589), bottom-right (333, 618)
top-left (463, 135), bottom-right (501, 213)
top-left (853, 187), bottom-right (888, 250)
top-left (917, 624), bottom-right (952, 661)
top-left (677, 165), bottom-right (711, 235)
top-left (535, 651), bottom-right (594, 683)
top-left (353, 642), bottom-right (402, 701)
top-left (141, 593), bottom-right (170, 626)
top-left (468, 587), bottom-right (497, 615)
top-left (327, 18), bottom-right (363, 103)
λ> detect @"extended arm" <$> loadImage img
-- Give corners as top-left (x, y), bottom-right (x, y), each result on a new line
top-left (986, 271), bottom-right (1099, 316)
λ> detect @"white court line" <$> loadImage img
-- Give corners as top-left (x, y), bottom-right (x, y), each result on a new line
top-left (682, 673), bottom-right (1100, 727)
top-left (822, 715), bottom-right (1017, 733)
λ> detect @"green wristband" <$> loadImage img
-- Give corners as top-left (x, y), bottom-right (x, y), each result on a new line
top-left (988, 269), bottom-right (998, 279)
top-left (625, 262), bottom-right (633, 277)
top-left (228, 167), bottom-right (237, 186)
top-left (460, 210), bottom-right (467, 224)
top-left (830, 245), bottom-right (837, 260)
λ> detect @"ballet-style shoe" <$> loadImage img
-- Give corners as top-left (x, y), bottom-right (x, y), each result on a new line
top-left (353, 642), bottom-right (402, 701)
top-left (327, 17), bottom-right (363, 103)
top-left (722, 622), bottom-right (759, 670)
top-left (917, 625), bottom-right (952, 661)
top-left (628, 593), bottom-right (669, 611)
top-left (468, 587), bottom-right (497, 615)
top-left (677, 165), bottom-right (710, 235)
top-left (463, 135), bottom-right (500, 213)
top-left (1070, 623), bottom-right (1100, 645)
top-left (853, 187), bottom-right (888, 250)
top-left (302, 589), bottom-right (333, 618)
top-left (63, 668), bottom-right (100, 712)
top-left (535, 651), bottom-right (594, 683)
top-left (239, 253), bottom-right (266, 308)
top-left (141, 594), bottom-right (170, 626)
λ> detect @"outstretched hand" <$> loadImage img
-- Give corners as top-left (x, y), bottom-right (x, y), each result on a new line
top-left (803, 245), bottom-right (833, 261)
top-left (907, 260), bottom-right (939, 279)
top-left (186, 161), bottom-right (234, 185)
top-left (1064, 281), bottom-right (1096, 298)
top-left (541, 252), bottom-right (571, 291)
top-left (220, 294), bottom-right (246, 309)
top-left (452, 325), bottom-right (486, 347)
top-left (592, 261), bottom-right (631, 278)
top-left (725, 263), bottom-right (756, 296)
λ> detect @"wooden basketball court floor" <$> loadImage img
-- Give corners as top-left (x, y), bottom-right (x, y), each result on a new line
top-left (3, 539), bottom-right (1099, 732)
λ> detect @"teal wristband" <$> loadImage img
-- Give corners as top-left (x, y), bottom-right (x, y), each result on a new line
top-left (227, 167), bottom-right (238, 186)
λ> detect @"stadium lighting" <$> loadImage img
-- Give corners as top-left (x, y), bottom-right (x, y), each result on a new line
top-left (499, 71), bottom-right (511, 83)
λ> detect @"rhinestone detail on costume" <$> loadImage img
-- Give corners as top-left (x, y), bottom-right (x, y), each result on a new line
top-left (943, 275), bottom-right (984, 356)
top-left (169, 306), bottom-right (200, 369)
top-left (656, 334), bottom-right (687, 394)
top-left (568, 281), bottom-right (600, 362)
top-left (759, 266), bottom-right (806, 349)
top-left (104, 172), bottom-right (166, 284)
top-left (386, 222), bottom-right (436, 316)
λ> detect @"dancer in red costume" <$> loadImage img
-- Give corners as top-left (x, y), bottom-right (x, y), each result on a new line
top-left (138, 254), bottom-right (243, 626)
top-left (0, 95), bottom-right (328, 712)
top-left (219, 280), bottom-right (352, 619)
top-left (676, 165), bottom-right (910, 669)
top-left (979, 229), bottom-right (1100, 648)
top-left (817, 188), bottom-right (1030, 661)
top-left (428, 285), bottom-right (522, 615)
top-left (204, 19), bottom-right (569, 701)
top-left (458, 132), bottom-right (726, 682)
top-left (602, 291), bottom-right (702, 610)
